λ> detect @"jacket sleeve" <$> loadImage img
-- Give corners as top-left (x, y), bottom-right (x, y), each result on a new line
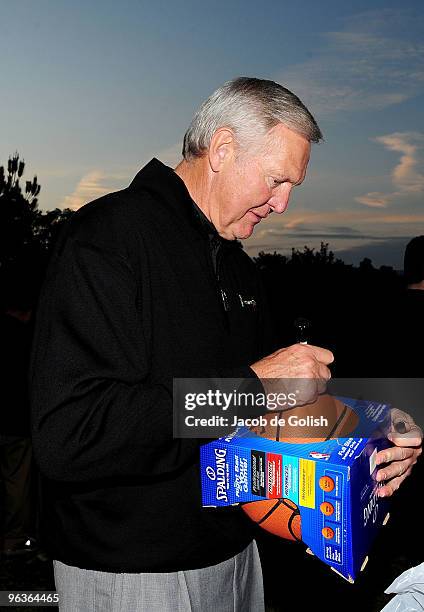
top-left (29, 237), bottom-right (199, 483)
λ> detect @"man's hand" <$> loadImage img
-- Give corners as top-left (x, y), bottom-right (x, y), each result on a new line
top-left (375, 408), bottom-right (423, 498)
top-left (250, 344), bottom-right (334, 407)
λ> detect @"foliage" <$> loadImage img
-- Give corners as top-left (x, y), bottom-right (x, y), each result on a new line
top-left (0, 153), bottom-right (74, 269)
top-left (0, 153), bottom-right (74, 308)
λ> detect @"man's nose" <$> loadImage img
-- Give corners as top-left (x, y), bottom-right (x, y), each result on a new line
top-left (268, 185), bottom-right (293, 214)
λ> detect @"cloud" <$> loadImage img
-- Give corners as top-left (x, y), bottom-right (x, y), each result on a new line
top-left (245, 226), bottom-right (415, 269)
top-left (61, 171), bottom-right (127, 210)
top-left (336, 236), bottom-right (412, 268)
top-left (256, 224), bottom-right (404, 241)
top-left (243, 208), bottom-right (424, 264)
top-left (331, 226), bottom-right (361, 235)
top-left (356, 131), bottom-right (424, 207)
top-left (355, 192), bottom-right (396, 208)
top-left (282, 217), bottom-right (306, 230)
top-left (274, 215), bottom-right (361, 233)
top-left (59, 143), bottom-right (181, 212)
top-left (375, 132), bottom-right (424, 193)
top-left (276, 9), bottom-right (424, 114)
top-left (249, 209), bottom-right (424, 230)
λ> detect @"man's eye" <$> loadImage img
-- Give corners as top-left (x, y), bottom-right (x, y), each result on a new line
top-left (272, 179), bottom-right (283, 187)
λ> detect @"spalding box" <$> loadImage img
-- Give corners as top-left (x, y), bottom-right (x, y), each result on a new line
top-left (200, 397), bottom-right (393, 582)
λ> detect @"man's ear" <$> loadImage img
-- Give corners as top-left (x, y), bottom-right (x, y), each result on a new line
top-left (208, 128), bottom-right (236, 172)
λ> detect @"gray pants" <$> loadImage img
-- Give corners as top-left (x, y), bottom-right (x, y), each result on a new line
top-left (53, 540), bottom-right (264, 612)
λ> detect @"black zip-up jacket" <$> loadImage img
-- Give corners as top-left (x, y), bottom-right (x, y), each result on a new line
top-left (29, 158), bottom-right (272, 572)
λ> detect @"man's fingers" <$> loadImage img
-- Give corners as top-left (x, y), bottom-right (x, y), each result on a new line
top-left (378, 466), bottom-right (413, 498)
top-left (391, 408), bottom-right (415, 424)
top-left (317, 364), bottom-right (332, 381)
top-left (317, 377), bottom-right (328, 397)
top-left (376, 455), bottom-right (415, 482)
top-left (389, 408), bottom-right (423, 445)
top-left (376, 446), bottom-right (416, 465)
top-left (388, 425), bottom-right (423, 447)
top-left (307, 344), bottom-right (334, 365)
top-left (290, 379), bottom-right (320, 407)
top-left (251, 343), bottom-right (333, 407)
top-left (376, 440), bottom-right (422, 497)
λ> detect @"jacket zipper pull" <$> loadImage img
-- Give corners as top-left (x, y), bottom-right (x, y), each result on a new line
top-left (220, 288), bottom-right (230, 311)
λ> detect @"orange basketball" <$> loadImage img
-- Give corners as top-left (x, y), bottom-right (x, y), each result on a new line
top-left (242, 394), bottom-right (358, 541)
top-left (242, 497), bottom-right (302, 541)
top-left (249, 394), bottom-right (359, 443)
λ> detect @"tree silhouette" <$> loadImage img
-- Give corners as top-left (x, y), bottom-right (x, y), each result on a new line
top-left (33, 207), bottom-right (75, 253)
top-left (0, 152), bottom-right (41, 205)
top-left (0, 153), bottom-right (41, 268)
top-left (0, 153), bottom-right (74, 268)
top-left (254, 242), bottom-right (346, 270)
top-left (1, 153), bottom-right (74, 309)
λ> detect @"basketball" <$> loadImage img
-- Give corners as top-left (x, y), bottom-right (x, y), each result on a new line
top-left (242, 394), bottom-right (359, 541)
top-left (242, 497), bottom-right (302, 541)
top-left (249, 393), bottom-right (359, 443)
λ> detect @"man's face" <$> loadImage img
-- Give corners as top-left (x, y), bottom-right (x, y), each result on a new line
top-left (210, 123), bottom-right (311, 240)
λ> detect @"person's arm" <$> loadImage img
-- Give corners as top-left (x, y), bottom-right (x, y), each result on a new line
top-left (30, 237), bottom-right (199, 483)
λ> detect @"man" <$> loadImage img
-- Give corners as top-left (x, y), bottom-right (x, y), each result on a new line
top-left (29, 78), bottom-right (421, 611)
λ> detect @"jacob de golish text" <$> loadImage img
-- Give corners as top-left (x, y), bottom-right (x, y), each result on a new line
top-left (185, 414), bottom-right (329, 427)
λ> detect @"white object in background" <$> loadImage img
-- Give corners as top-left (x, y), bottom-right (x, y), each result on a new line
top-left (380, 562), bottom-right (424, 611)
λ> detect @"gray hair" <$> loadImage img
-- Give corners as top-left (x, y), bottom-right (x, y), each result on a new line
top-left (182, 77), bottom-right (323, 160)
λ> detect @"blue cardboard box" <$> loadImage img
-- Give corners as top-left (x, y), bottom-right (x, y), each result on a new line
top-left (200, 397), bottom-right (393, 582)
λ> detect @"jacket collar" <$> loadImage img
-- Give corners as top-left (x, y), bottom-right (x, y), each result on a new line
top-left (127, 158), bottom-right (238, 251)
